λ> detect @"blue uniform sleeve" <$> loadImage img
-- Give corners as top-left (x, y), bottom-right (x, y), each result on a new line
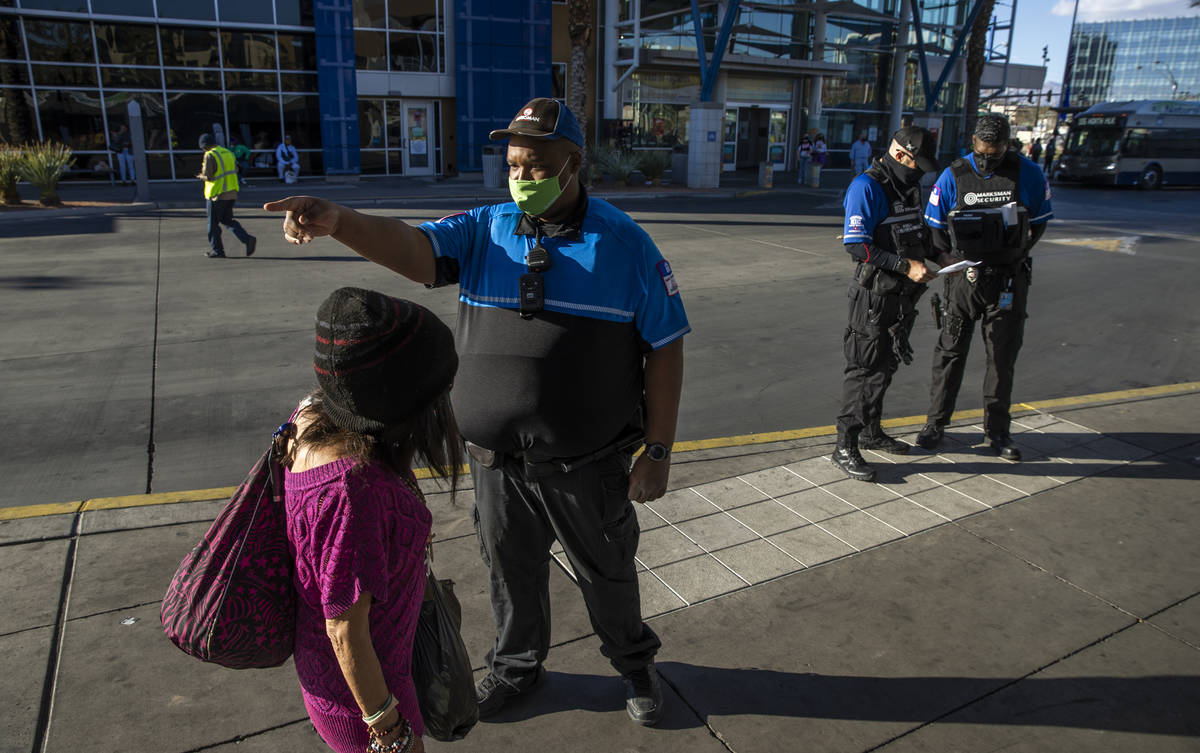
top-left (842, 175), bottom-right (886, 243)
top-left (633, 228), bottom-right (690, 350)
top-left (924, 168), bottom-right (955, 228)
top-left (1019, 159), bottom-right (1054, 224)
top-left (417, 206), bottom-right (486, 263)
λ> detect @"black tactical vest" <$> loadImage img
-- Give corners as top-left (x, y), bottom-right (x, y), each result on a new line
top-left (946, 152), bottom-right (1028, 265)
top-left (864, 163), bottom-right (928, 261)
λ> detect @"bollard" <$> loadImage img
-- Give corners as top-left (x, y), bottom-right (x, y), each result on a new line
top-left (757, 160), bottom-right (774, 189)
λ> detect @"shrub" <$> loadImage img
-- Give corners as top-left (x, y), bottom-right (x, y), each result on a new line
top-left (17, 141), bottom-right (73, 206)
top-left (0, 147), bottom-right (21, 205)
top-left (636, 150), bottom-right (671, 181)
top-left (600, 148), bottom-right (640, 184)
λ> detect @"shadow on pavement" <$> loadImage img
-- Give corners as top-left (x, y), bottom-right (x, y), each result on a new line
top-left (481, 664), bottom-right (1200, 737)
top-left (0, 215), bottom-right (116, 238)
top-left (0, 274), bottom-right (132, 290)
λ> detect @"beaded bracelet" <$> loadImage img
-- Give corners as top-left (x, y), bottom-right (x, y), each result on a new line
top-left (367, 718), bottom-right (414, 753)
top-left (362, 693), bottom-right (397, 726)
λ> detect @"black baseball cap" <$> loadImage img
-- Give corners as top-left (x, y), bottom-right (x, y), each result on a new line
top-left (489, 98), bottom-right (585, 149)
top-left (891, 126), bottom-right (939, 173)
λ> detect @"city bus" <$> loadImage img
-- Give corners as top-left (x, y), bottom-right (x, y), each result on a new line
top-left (1053, 100), bottom-right (1200, 189)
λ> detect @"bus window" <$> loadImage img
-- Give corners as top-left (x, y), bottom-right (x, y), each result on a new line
top-left (1122, 129), bottom-right (1148, 158)
top-left (1067, 127), bottom-right (1121, 157)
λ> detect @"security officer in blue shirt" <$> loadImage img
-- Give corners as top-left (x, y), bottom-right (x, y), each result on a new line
top-left (915, 113), bottom-right (1053, 460)
top-left (265, 99), bottom-right (688, 727)
top-left (834, 126), bottom-right (951, 482)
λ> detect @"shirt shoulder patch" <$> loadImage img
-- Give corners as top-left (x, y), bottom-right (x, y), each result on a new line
top-left (848, 214), bottom-right (866, 233)
top-left (929, 184), bottom-right (940, 207)
top-left (657, 259), bottom-right (679, 296)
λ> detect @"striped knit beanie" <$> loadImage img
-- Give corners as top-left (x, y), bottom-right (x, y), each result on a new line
top-left (314, 287), bottom-right (457, 435)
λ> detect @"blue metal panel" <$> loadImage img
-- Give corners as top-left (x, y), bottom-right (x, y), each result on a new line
top-left (315, 0), bottom-right (360, 174)
top-left (689, 0), bottom-right (742, 102)
top-left (908, 0), bottom-right (987, 112)
top-left (455, 0), bottom-right (553, 172)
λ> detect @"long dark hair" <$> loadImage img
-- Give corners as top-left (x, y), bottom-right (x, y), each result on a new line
top-left (281, 388), bottom-right (464, 498)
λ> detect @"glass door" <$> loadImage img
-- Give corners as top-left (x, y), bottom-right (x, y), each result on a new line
top-left (768, 109), bottom-right (789, 171)
top-left (402, 101), bottom-right (434, 176)
top-left (722, 107), bottom-right (738, 172)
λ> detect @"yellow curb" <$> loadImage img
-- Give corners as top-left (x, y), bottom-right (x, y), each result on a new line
top-left (2, 381), bottom-right (1197, 522)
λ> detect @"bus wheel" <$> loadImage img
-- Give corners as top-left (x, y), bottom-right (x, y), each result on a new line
top-left (1139, 166), bottom-right (1162, 190)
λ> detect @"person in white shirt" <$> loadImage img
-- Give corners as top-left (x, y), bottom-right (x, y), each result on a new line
top-left (850, 133), bottom-right (873, 175)
top-left (275, 134), bottom-right (300, 181)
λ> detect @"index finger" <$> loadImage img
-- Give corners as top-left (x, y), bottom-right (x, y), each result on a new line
top-left (262, 196), bottom-right (306, 213)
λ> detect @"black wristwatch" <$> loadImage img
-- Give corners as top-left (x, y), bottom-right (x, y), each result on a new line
top-left (896, 257), bottom-right (911, 275)
top-left (644, 442), bottom-right (671, 462)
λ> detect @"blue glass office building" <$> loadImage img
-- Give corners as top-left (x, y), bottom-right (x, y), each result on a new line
top-left (1067, 16), bottom-right (1200, 108)
top-left (0, 0), bottom-right (553, 180)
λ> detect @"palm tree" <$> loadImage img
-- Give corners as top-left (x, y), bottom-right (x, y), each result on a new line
top-left (963, 0), bottom-right (996, 145)
top-left (567, 0), bottom-right (592, 156)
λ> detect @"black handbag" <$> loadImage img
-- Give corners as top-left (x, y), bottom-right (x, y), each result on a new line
top-left (412, 566), bottom-right (479, 741)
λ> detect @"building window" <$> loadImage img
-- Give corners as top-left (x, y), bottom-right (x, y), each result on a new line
top-left (353, 0), bottom-right (445, 73)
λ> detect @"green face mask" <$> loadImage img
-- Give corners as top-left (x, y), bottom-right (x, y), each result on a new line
top-left (508, 158), bottom-right (574, 216)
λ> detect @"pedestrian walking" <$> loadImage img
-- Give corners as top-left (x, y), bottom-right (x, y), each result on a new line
top-left (265, 97), bottom-right (689, 727)
top-left (916, 113), bottom-right (1054, 461)
top-left (1030, 139), bottom-right (1043, 164)
top-left (112, 124), bottom-right (134, 185)
top-left (281, 286), bottom-right (463, 753)
top-left (849, 132), bottom-right (872, 175)
top-left (197, 133), bottom-right (256, 258)
top-left (796, 134), bottom-right (812, 184)
top-left (1042, 135), bottom-right (1057, 175)
top-left (810, 133), bottom-right (827, 187)
top-left (833, 126), bottom-right (952, 481)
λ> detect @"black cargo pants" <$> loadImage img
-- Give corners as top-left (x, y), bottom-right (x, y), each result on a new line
top-left (469, 450), bottom-right (660, 689)
top-left (837, 272), bottom-right (925, 442)
top-left (926, 264), bottom-right (1030, 436)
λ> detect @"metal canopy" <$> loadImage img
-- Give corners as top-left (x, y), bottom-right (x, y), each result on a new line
top-left (689, 0), bottom-right (743, 102)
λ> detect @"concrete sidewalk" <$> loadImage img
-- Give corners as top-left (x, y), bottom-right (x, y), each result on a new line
top-left (2, 388), bottom-right (1198, 753)
top-left (0, 167), bottom-right (854, 216)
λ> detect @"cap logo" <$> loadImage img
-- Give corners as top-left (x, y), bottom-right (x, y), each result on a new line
top-left (523, 108), bottom-right (533, 116)
top-left (904, 142), bottom-right (915, 151)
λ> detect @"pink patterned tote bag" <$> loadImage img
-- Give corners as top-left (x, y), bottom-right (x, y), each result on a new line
top-left (160, 427), bottom-right (296, 669)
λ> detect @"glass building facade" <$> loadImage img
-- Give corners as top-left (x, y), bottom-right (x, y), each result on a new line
top-left (607, 0), bottom-right (971, 171)
top-left (1066, 16), bottom-right (1200, 108)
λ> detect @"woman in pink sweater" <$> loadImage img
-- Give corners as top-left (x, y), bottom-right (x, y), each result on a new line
top-left (279, 287), bottom-right (462, 753)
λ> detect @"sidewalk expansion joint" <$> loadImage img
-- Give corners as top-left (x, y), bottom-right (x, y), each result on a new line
top-left (31, 512), bottom-right (81, 753)
top-left (657, 668), bottom-right (738, 753)
top-left (177, 717), bottom-right (311, 753)
top-left (863, 614), bottom-right (1146, 752)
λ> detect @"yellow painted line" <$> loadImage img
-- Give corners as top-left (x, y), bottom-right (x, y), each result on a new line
top-left (3, 382), bottom-right (1197, 522)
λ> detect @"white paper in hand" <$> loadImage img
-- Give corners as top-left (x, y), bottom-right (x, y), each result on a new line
top-left (937, 259), bottom-right (983, 276)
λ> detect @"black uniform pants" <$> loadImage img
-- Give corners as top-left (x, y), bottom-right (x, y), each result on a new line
top-left (837, 277), bottom-right (924, 442)
top-left (469, 450), bottom-right (660, 689)
top-left (927, 266), bottom-right (1030, 435)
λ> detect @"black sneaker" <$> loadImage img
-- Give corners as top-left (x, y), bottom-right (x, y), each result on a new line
top-left (624, 664), bottom-right (664, 726)
top-left (915, 423), bottom-right (944, 450)
top-left (205, 250), bottom-right (225, 258)
top-left (988, 433), bottom-right (1022, 462)
top-left (475, 666), bottom-right (545, 718)
top-left (859, 429), bottom-right (910, 455)
top-left (245, 236), bottom-right (257, 257)
top-left (831, 446), bottom-right (876, 482)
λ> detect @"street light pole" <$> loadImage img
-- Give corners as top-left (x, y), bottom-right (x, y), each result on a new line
top-left (1155, 60), bottom-right (1180, 100)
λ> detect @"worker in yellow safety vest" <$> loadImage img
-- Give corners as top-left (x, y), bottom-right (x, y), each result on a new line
top-left (198, 133), bottom-right (256, 259)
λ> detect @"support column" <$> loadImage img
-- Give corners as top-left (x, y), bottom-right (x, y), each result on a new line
top-left (806, 7), bottom-right (827, 134)
top-left (889, 2), bottom-right (910, 137)
top-left (315, 0), bottom-right (360, 175)
top-left (604, 0), bottom-right (619, 119)
top-left (687, 101), bottom-right (723, 188)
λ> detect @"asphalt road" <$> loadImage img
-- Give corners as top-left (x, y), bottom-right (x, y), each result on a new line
top-left (1, 184), bottom-right (1197, 508)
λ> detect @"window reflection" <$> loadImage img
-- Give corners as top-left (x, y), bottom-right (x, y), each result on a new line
top-left (164, 69), bottom-right (221, 89)
top-left (282, 94), bottom-right (321, 148)
top-left (277, 34), bottom-right (317, 71)
top-left (354, 0), bottom-right (387, 28)
top-left (96, 24), bottom-right (159, 67)
top-left (359, 99), bottom-right (385, 148)
top-left (32, 64), bottom-right (98, 88)
top-left (101, 67), bottom-right (162, 89)
top-left (226, 71), bottom-right (279, 91)
top-left (160, 28), bottom-right (220, 67)
top-left (227, 94), bottom-right (281, 150)
top-left (23, 20), bottom-right (92, 63)
top-left (390, 0), bottom-right (437, 31)
top-left (37, 89), bottom-right (106, 151)
top-left (355, 31), bottom-right (387, 70)
top-left (389, 32), bottom-right (437, 72)
top-left (0, 89), bottom-right (37, 144)
top-left (105, 91), bottom-right (168, 149)
top-left (91, 0), bottom-right (154, 15)
top-left (222, 32), bottom-right (277, 70)
top-left (167, 92), bottom-right (225, 152)
top-left (156, 0), bottom-right (216, 21)
top-left (276, 0), bottom-right (316, 26)
top-left (218, 0), bottom-right (273, 24)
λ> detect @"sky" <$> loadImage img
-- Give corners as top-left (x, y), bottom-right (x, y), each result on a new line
top-left (1010, 0), bottom-right (1199, 85)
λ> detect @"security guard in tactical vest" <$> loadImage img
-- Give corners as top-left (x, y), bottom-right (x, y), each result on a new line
top-left (198, 133), bottom-right (256, 259)
top-left (834, 126), bottom-right (952, 482)
top-left (915, 113), bottom-right (1054, 460)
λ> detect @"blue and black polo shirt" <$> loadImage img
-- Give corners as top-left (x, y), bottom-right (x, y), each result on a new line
top-left (418, 195), bottom-right (690, 459)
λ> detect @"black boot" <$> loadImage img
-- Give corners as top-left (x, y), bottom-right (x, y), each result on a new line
top-left (988, 432), bottom-right (1022, 461)
top-left (832, 438), bottom-right (876, 482)
top-left (915, 423), bottom-right (944, 450)
top-left (860, 424), bottom-right (910, 454)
